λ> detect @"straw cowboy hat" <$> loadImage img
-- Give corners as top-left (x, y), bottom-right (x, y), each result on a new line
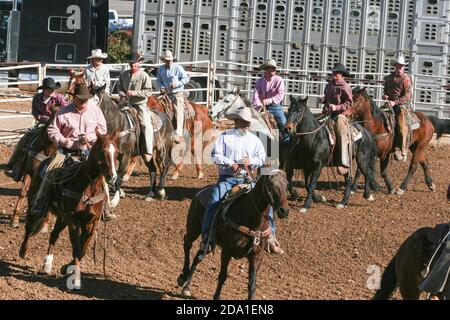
top-left (126, 52), bottom-right (144, 63)
top-left (259, 59), bottom-right (278, 71)
top-left (160, 50), bottom-right (174, 61)
top-left (331, 63), bottom-right (351, 77)
top-left (37, 77), bottom-right (61, 90)
top-left (225, 106), bottom-right (255, 123)
top-left (69, 83), bottom-right (92, 100)
top-left (390, 55), bottom-right (407, 66)
top-left (87, 49), bottom-right (108, 60)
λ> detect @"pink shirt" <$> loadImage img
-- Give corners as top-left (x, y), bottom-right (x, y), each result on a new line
top-left (47, 101), bottom-right (107, 150)
top-left (252, 75), bottom-right (285, 107)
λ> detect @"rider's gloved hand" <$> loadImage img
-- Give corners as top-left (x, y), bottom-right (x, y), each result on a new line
top-left (47, 149), bottom-right (65, 172)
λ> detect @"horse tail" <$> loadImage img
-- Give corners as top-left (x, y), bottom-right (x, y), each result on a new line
top-left (428, 116), bottom-right (450, 139)
top-left (362, 129), bottom-right (381, 191)
top-left (27, 211), bottom-right (47, 237)
top-left (373, 254), bottom-right (398, 300)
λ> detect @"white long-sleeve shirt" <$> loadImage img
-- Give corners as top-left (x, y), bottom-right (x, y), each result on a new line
top-left (211, 129), bottom-right (266, 177)
top-left (85, 64), bottom-right (111, 93)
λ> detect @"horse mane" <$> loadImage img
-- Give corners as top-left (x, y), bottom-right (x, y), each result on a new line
top-left (362, 91), bottom-right (385, 122)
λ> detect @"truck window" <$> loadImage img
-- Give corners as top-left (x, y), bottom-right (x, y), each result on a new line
top-left (48, 16), bottom-right (76, 34)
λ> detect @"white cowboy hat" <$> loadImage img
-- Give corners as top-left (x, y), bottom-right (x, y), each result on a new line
top-left (259, 59), bottom-right (278, 71)
top-left (225, 106), bottom-right (254, 123)
top-left (390, 55), bottom-right (407, 66)
top-left (160, 50), bottom-right (174, 61)
top-left (87, 49), bottom-right (108, 60)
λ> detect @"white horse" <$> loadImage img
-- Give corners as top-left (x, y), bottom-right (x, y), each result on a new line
top-left (209, 89), bottom-right (275, 140)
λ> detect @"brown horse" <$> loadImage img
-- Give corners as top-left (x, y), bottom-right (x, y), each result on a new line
top-left (8, 117), bottom-right (57, 228)
top-left (177, 170), bottom-right (290, 300)
top-left (373, 223), bottom-right (450, 300)
top-left (348, 88), bottom-right (450, 195)
top-left (123, 94), bottom-right (213, 181)
top-left (19, 131), bottom-right (120, 288)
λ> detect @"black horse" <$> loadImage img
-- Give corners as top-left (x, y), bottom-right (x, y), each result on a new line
top-left (177, 170), bottom-right (290, 300)
top-left (95, 89), bottom-right (174, 205)
top-left (285, 96), bottom-right (380, 213)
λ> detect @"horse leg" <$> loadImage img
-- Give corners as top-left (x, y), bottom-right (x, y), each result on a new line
top-left (357, 159), bottom-right (375, 201)
top-left (181, 249), bottom-right (207, 297)
top-left (11, 175), bottom-right (30, 228)
top-left (63, 222), bottom-right (82, 289)
top-left (195, 164), bottom-right (204, 179)
top-left (300, 167), bottom-right (320, 213)
top-left (351, 166), bottom-right (362, 193)
top-left (79, 220), bottom-right (98, 260)
top-left (111, 154), bottom-right (131, 207)
top-left (418, 154), bottom-right (435, 192)
top-left (380, 156), bottom-right (395, 194)
top-left (337, 172), bottom-right (353, 209)
top-left (397, 145), bottom-right (420, 195)
top-left (157, 159), bottom-right (170, 200)
top-left (286, 164), bottom-right (299, 200)
top-left (122, 156), bottom-right (138, 183)
top-left (177, 229), bottom-right (200, 288)
top-left (143, 157), bottom-right (157, 200)
top-left (41, 216), bottom-right (67, 275)
top-left (247, 253), bottom-right (263, 300)
top-left (213, 251), bottom-right (232, 300)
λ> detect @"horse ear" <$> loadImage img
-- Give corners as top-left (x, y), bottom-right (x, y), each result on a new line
top-left (235, 87), bottom-right (241, 96)
top-left (96, 128), bottom-right (105, 140)
top-left (289, 95), bottom-right (296, 104)
top-left (301, 96), bottom-right (309, 103)
top-left (111, 129), bottom-right (121, 142)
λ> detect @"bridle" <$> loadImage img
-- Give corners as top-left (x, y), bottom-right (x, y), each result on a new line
top-left (216, 94), bottom-right (240, 119)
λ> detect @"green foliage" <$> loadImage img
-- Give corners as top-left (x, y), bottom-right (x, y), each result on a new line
top-left (107, 30), bottom-right (133, 63)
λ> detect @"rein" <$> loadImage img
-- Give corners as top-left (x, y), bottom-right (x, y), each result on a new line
top-left (216, 95), bottom-right (240, 119)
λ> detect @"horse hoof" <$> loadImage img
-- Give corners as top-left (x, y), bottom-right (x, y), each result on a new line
top-left (171, 173), bottom-right (179, 180)
top-left (396, 189), bottom-right (405, 196)
top-left (177, 274), bottom-right (187, 288)
top-left (119, 189), bottom-right (126, 198)
top-left (110, 192), bottom-right (120, 208)
top-left (10, 217), bottom-right (20, 228)
top-left (429, 184), bottom-right (436, 192)
top-left (299, 208), bottom-right (308, 214)
top-left (336, 204), bottom-right (345, 209)
top-left (60, 264), bottom-right (70, 275)
top-left (367, 194), bottom-right (375, 202)
top-left (182, 289), bottom-right (191, 297)
top-left (122, 175), bottom-right (130, 183)
top-left (350, 190), bottom-right (355, 195)
top-left (388, 189), bottom-right (395, 195)
top-left (144, 196), bottom-right (154, 202)
top-left (19, 246), bottom-right (27, 259)
top-left (321, 196), bottom-right (327, 203)
top-left (197, 172), bottom-right (204, 179)
top-left (158, 189), bottom-right (166, 199)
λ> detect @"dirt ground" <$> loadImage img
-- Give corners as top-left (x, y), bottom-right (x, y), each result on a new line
top-left (0, 141), bottom-right (448, 300)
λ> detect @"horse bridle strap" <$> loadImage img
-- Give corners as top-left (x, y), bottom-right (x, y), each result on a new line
top-left (243, 164), bottom-right (257, 182)
top-left (224, 218), bottom-right (270, 246)
top-left (62, 188), bottom-right (105, 206)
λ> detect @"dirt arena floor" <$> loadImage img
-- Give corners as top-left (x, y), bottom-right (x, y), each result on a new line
top-left (0, 139), bottom-right (448, 300)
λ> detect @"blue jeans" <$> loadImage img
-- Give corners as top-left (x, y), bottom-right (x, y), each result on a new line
top-left (202, 175), bottom-right (276, 238)
top-left (267, 104), bottom-right (289, 143)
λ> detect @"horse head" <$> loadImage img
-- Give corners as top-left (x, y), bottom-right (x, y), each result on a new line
top-left (66, 69), bottom-right (86, 100)
top-left (91, 83), bottom-right (107, 98)
top-left (285, 95), bottom-right (308, 134)
top-left (91, 130), bottom-right (120, 185)
top-left (260, 169), bottom-right (289, 219)
top-left (347, 87), bottom-right (368, 120)
top-left (209, 90), bottom-right (243, 120)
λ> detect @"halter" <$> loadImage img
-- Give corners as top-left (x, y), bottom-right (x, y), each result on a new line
top-left (216, 94), bottom-right (240, 119)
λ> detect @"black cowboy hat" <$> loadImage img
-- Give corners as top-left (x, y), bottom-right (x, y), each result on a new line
top-left (37, 77), bottom-right (61, 90)
top-left (69, 83), bottom-right (92, 100)
top-left (331, 63), bottom-right (351, 77)
top-left (126, 52), bottom-right (144, 64)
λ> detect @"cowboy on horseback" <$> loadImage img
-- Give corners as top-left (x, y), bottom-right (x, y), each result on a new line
top-left (85, 49), bottom-right (111, 94)
top-left (322, 63), bottom-right (353, 175)
top-left (201, 107), bottom-right (284, 255)
top-left (5, 77), bottom-right (67, 181)
top-left (156, 50), bottom-right (190, 144)
top-left (117, 52), bottom-right (154, 162)
top-left (252, 58), bottom-right (289, 143)
top-left (29, 83), bottom-right (116, 221)
top-left (383, 55), bottom-right (413, 162)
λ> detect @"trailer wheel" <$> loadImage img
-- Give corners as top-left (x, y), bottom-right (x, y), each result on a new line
top-left (184, 80), bottom-right (204, 103)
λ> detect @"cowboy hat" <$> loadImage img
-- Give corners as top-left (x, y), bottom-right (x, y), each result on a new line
top-left (331, 63), bottom-right (351, 77)
top-left (87, 48), bottom-right (108, 60)
top-left (390, 55), bottom-right (407, 66)
top-left (69, 83), bottom-right (92, 100)
top-left (126, 52), bottom-right (144, 63)
top-left (37, 77), bottom-right (61, 90)
top-left (225, 106), bottom-right (254, 123)
top-left (259, 59), bottom-right (278, 71)
top-left (159, 50), bottom-right (174, 61)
